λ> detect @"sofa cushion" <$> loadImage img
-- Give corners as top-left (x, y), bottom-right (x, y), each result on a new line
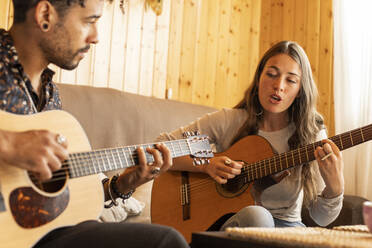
top-left (57, 83), bottom-right (217, 223)
top-left (302, 195), bottom-right (368, 227)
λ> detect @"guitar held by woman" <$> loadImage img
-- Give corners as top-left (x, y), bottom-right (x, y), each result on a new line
top-left (153, 41), bottom-right (349, 242)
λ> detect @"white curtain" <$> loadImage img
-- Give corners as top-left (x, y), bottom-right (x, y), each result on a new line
top-left (334, 0), bottom-right (372, 200)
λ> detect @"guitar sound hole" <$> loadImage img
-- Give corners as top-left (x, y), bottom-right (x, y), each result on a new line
top-left (28, 169), bottom-right (67, 193)
top-left (215, 176), bottom-right (249, 198)
top-left (221, 178), bottom-right (245, 193)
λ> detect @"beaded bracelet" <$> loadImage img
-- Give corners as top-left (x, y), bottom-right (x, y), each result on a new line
top-left (103, 177), bottom-right (118, 208)
top-left (111, 174), bottom-right (135, 202)
top-left (102, 175), bottom-right (135, 208)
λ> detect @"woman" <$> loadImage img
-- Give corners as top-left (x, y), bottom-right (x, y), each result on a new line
top-left (157, 41), bottom-right (344, 229)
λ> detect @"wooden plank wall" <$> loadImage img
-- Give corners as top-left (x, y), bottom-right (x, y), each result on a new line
top-left (259, 0), bottom-right (334, 135)
top-left (168, 0), bottom-right (262, 109)
top-left (0, 0), bottom-right (12, 29)
top-left (0, 0), bottom-right (171, 98)
top-left (168, 0), bottom-right (334, 134)
top-left (0, 0), bottom-right (334, 134)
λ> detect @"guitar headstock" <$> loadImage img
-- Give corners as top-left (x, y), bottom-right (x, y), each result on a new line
top-left (183, 132), bottom-right (213, 165)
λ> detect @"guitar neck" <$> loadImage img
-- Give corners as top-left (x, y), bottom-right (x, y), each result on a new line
top-left (244, 124), bottom-right (372, 182)
top-left (67, 139), bottom-right (191, 178)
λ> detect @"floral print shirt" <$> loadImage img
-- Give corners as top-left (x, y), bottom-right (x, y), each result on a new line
top-left (0, 29), bottom-right (61, 114)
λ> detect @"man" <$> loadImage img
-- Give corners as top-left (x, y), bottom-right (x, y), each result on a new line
top-left (0, 0), bottom-right (189, 247)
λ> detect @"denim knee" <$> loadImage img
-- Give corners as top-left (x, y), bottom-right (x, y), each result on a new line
top-left (220, 206), bottom-right (275, 230)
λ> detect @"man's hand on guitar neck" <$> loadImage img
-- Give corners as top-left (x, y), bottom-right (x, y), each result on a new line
top-left (114, 143), bottom-right (173, 194)
top-left (0, 129), bottom-right (69, 181)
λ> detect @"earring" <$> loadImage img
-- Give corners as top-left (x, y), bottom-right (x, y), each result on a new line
top-left (42, 23), bottom-right (49, 31)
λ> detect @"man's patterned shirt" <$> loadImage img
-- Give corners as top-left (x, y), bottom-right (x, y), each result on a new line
top-left (0, 29), bottom-right (61, 114)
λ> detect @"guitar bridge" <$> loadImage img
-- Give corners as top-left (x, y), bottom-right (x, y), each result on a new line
top-left (181, 171), bottom-right (190, 220)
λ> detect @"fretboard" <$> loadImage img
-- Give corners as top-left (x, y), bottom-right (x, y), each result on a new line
top-left (66, 139), bottom-right (191, 178)
top-left (242, 124), bottom-right (372, 183)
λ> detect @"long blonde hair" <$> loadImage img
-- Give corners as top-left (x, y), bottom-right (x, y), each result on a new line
top-left (233, 41), bottom-right (324, 207)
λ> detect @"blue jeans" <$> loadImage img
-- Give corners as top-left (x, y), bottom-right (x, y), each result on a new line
top-left (220, 205), bottom-right (305, 230)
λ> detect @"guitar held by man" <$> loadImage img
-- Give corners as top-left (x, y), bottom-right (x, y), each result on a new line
top-left (0, 109), bottom-right (213, 247)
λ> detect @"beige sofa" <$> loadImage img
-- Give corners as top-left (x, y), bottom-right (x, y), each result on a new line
top-left (57, 83), bottom-right (217, 223)
top-left (58, 83), bottom-right (368, 229)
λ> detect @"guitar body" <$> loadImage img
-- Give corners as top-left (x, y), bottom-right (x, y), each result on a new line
top-left (0, 110), bottom-right (103, 248)
top-left (151, 135), bottom-right (275, 242)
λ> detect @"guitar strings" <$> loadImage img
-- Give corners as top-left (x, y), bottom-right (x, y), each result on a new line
top-left (28, 144), bottom-right (194, 183)
top-left (32, 129), bottom-right (368, 190)
top-left (176, 129), bottom-right (370, 194)
top-left (30, 127), bottom-right (371, 194)
top-left (29, 136), bottom-right (212, 182)
top-left (32, 132), bottom-right (365, 191)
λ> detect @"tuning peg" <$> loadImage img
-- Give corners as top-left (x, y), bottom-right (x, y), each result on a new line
top-left (183, 131), bottom-right (191, 138)
top-left (192, 158), bottom-right (201, 166)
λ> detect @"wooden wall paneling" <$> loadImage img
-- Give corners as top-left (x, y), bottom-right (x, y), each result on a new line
top-left (270, 0), bottom-right (284, 44)
top-left (306, 0), bottom-right (320, 84)
top-left (282, 0), bottom-right (295, 40)
top-left (237, 0), bottom-right (251, 102)
top-left (123, 0), bottom-right (144, 94)
top-left (318, 0), bottom-right (334, 135)
top-left (108, 0), bottom-right (129, 90)
top-left (59, 67), bottom-right (77, 86)
top-left (238, 0), bottom-right (261, 102)
top-left (260, 0), bottom-right (272, 56)
top-left (138, 6), bottom-right (156, 96)
top-left (74, 50), bottom-right (94, 86)
top-left (178, 0), bottom-right (198, 102)
top-left (152, 0), bottom-right (171, 99)
top-left (214, 0), bottom-right (232, 108)
top-left (8, 1), bottom-right (13, 29)
top-left (165, 0), bottom-right (184, 100)
top-left (190, 0), bottom-right (208, 105)
top-left (225, 0), bottom-right (242, 107)
top-left (91, 2), bottom-right (115, 87)
top-left (0, 0), bottom-right (10, 29)
top-left (202, 0), bottom-right (220, 107)
top-left (248, 1), bottom-right (261, 82)
top-left (293, 0), bottom-right (307, 49)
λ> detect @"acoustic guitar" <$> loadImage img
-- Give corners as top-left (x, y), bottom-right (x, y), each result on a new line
top-left (0, 110), bottom-right (213, 248)
top-left (151, 124), bottom-right (372, 242)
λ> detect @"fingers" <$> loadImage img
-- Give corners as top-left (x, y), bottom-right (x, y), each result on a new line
top-left (314, 139), bottom-right (344, 197)
top-left (7, 130), bottom-right (69, 181)
top-left (148, 145), bottom-right (164, 168)
top-left (135, 143), bottom-right (173, 181)
top-left (314, 139), bottom-right (341, 163)
top-left (154, 143), bottom-right (173, 170)
top-left (208, 156), bottom-right (242, 184)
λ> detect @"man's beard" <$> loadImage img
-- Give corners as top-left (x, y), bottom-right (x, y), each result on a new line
top-left (39, 25), bottom-right (89, 70)
top-left (43, 45), bottom-right (81, 70)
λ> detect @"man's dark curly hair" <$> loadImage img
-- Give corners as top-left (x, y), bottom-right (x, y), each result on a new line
top-left (12, 0), bottom-right (88, 23)
top-left (12, 0), bottom-right (124, 24)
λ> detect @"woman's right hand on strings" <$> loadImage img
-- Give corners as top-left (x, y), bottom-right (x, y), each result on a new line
top-left (200, 156), bottom-right (242, 184)
top-left (0, 129), bottom-right (69, 181)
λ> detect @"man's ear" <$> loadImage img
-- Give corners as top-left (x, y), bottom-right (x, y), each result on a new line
top-left (34, 0), bottom-right (58, 32)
